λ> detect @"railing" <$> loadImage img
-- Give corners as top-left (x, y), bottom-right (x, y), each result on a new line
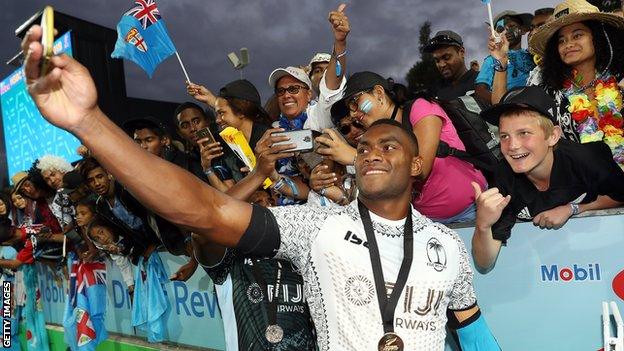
top-left (38, 209), bottom-right (624, 350)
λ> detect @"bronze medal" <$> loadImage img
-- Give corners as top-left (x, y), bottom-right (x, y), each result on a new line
top-left (265, 324), bottom-right (284, 343)
top-left (377, 332), bottom-right (404, 351)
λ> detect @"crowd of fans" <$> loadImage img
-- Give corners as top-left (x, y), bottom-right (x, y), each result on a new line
top-left (3, 0), bottom-right (624, 350)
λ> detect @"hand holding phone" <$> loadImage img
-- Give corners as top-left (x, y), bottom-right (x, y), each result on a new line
top-left (39, 6), bottom-right (55, 77)
top-left (272, 129), bottom-right (314, 152)
top-left (195, 127), bottom-right (216, 146)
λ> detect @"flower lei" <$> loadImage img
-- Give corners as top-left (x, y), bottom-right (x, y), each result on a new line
top-left (564, 70), bottom-right (624, 169)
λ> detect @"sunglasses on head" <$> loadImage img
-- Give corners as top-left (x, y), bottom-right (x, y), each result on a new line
top-left (339, 120), bottom-right (365, 135)
top-left (275, 85), bottom-right (308, 97)
top-left (346, 90), bottom-right (373, 112)
top-left (429, 35), bottom-right (462, 47)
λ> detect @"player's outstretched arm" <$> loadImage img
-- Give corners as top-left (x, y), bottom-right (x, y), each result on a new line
top-left (22, 25), bottom-right (251, 247)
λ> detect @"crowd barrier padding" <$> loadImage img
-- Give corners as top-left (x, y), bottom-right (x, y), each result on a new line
top-left (34, 210), bottom-right (624, 350)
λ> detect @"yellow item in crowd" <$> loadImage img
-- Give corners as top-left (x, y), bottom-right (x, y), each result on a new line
top-left (219, 127), bottom-right (273, 189)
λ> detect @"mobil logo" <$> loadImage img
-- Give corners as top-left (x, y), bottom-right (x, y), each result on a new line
top-left (540, 263), bottom-right (601, 282)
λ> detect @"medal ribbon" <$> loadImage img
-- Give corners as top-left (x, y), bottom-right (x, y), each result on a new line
top-left (250, 260), bottom-right (282, 327)
top-left (358, 200), bottom-right (414, 334)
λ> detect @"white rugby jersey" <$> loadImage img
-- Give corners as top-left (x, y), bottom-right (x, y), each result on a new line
top-left (267, 201), bottom-right (477, 351)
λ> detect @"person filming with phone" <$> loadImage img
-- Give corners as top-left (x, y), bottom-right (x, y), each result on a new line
top-left (187, 80), bottom-right (274, 183)
top-left (258, 4), bottom-right (350, 206)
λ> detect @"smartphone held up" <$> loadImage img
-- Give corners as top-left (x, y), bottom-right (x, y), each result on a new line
top-left (271, 129), bottom-right (314, 153)
top-left (195, 127), bottom-right (216, 146)
top-left (39, 6), bottom-right (55, 77)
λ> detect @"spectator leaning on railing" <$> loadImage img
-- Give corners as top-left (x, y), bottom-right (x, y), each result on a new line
top-left (471, 86), bottom-right (624, 273)
top-left (327, 71), bottom-right (487, 224)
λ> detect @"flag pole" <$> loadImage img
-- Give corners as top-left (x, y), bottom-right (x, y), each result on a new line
top-left (486, 2), bottom-right (501, 43)
top-left (175, 51), bottom-right (191, 82)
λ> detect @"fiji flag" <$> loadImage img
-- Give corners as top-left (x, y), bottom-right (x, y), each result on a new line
top-left (63, 253), bottom-right (108, 351)
top-left (111, 0), bottom-right (176, 77)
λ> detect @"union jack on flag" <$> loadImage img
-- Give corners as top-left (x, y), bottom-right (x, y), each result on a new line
top-left (112, 0), bottom-right (176, 77)
top-left (124, 0), bottom-right (161, 29)
top-left (76, 262), bottom-right (107, 296)
top-left (69, 260), bottom-right (79, 308)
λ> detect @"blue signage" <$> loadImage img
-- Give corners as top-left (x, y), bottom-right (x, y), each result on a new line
top-left (1, 31), bottom-right (81, 178)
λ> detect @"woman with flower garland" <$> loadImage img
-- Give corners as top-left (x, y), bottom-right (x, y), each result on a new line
top-left (526, 0), bottom-right (624, 169)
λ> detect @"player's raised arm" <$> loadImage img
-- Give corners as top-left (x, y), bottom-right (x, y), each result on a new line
top-left (21, 25), bottom-right (253, 248)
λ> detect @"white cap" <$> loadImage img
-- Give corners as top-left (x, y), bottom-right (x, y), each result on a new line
top-left (309, 53), bottom-right (331, 66)
top-left (268, 66), bottom-right (313, 89)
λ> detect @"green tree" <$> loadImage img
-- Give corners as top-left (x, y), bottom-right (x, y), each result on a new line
top-left (587, 0), bottom-right (621, 12)
top-left (405, 21), bottom-right (441, 93)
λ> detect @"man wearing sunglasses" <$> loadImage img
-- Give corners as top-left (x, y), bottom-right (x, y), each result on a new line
top-left (423, 31), bottom-right (478, 101)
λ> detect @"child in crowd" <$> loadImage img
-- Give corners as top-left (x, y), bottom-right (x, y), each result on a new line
top-left (64, 198), bottom-right (109, 351)
top-left (472, 86), bottom-right (624, 273)
top-left (9, 191), bottom-right (27, 226)
top-left (86, 216), bottom-right (170, 343)
top-left (76, 200), bottom-right (134, 289)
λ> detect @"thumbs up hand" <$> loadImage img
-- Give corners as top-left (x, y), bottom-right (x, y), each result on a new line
top-left (328, 4), bottom-right (350, 43)
top-left (472, 182), bottom-right (511, 229)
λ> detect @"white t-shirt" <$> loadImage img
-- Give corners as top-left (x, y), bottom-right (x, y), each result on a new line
top-left (266, 201), bottom-right (477, 351)
top-left (272, 73), bottom-right (346, 132)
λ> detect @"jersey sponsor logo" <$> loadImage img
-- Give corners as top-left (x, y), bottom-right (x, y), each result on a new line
top-left (344, 275), bottom-right (375, 306)
top-left (277, 304), bottom-right (306, 313)
top-left (403, 287), bottom-right (443, 316)
top-left (426, 238), bottom-right (447, 272)
top-left (540, 263), bottom-right (601, 282)
top-left (394, 317), bottom-right (437, 331)
top-left (343, 231), bottom-right (369, 248)
top-left (269, 284), bottom-right (304, 304)
top-left (246, 282), bottom-right (305, 304)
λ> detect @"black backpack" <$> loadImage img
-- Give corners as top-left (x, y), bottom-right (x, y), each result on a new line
top-left (399, 95), bottom-right (502, 177)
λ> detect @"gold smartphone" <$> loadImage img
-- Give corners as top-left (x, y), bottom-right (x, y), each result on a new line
top-left (195, 127), bottom-right (216, 145)
top-left (39, 6), bottom-right (54, 77)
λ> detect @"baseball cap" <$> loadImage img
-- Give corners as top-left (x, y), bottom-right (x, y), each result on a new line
top-left (343, 71), bottom-right (389, 100)
top-left (59, 170), bottom-right (84, 195)
top-left (330, 98), bottom-right (349, 126)
top-left (218, 79), bottom-right (262, 107)
top-left (492, 11), bottom-right (534, 28)
top-left (481, 86), bottom-right (557, 126)
top-left (268, 66), bottom-right (313, 89)
top-left (309, 53), bottom-right (331, 67)
top-left (122, 116), bottom-right (168, 136)
top-left (423, 30), bottom-right (464, 53)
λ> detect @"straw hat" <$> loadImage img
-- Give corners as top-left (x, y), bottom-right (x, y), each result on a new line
top-left (529, 0), bottom-right (624, 57)
top-left (10, 172), bottom-right (29, 195)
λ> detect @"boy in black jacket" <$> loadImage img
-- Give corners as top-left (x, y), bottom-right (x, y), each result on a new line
top-left (471, 86), bottom-right (624, 273)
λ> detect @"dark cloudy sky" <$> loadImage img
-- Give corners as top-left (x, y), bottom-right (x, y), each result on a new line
top-left (2, 0), bottom-right (548, 105)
